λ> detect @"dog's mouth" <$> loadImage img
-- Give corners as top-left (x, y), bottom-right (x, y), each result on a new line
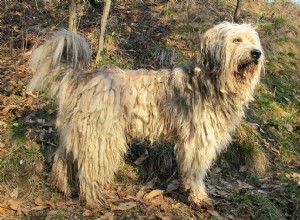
top-left (235, 60), bottom-right (259, 82)
top-left (238, 60), bottom-right (258, 72)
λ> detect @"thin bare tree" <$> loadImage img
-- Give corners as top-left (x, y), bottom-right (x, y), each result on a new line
top-left (95, 0), bottom-right (112, 66)
top-left (68, 0), bottom-right (77, 32)
top-left (233, 0), bottom-right (242, 22)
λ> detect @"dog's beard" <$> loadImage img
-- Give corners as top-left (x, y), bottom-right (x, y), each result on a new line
top-left (234, 59), bottom-right (259, 83)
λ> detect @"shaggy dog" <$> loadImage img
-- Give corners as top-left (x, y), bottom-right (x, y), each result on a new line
top-left (27, 22), bottom-right (264, 208)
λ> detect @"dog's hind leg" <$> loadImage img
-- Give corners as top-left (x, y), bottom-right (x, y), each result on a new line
top-left (50, 146), bottom-right (72, 197)
top-left (73, 118), bottom-right (127, 208)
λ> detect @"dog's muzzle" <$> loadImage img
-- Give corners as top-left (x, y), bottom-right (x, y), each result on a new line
top-left (251, 49), bottom-right (262, 60)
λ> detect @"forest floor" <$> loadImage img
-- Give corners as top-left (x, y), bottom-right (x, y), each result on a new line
top-left (0, 0), bottom-right (299, 219)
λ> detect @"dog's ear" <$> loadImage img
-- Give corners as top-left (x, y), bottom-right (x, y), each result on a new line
top-left (198, 35), bottom-right (226, 76)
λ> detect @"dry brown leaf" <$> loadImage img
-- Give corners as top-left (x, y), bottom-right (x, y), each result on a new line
top-left (10, 188), bottom-right (19, 199)
top-left (271, 147), bottom-right (280, 157)
top-left (7, 199), bottom-right (20, 211)
top-left (44, 199), bottom-right (55, 209)
top-left (171, 203), bottom-right (180, 209)
top-left (15, 11), bottom-right (22, 16)
top-left (284, 124), bottom-right (293, 132)
top-left (25, 91), bottom-right (37, 98)
top-left (110, 202), bottom-right (137, 211)
top-left (286, 172), bottom-right (300, 185)
top-left (0, 206), bottom-right (8, 213)
top-left (0, 106), bottom-right (10, 115)
top-left (35, 162), bottom-right (44, 174)
top-left (26, 97), bottom-right (33, 106)
top-left (34, 197), bottom-right (44, 206)
top-left (249, 123), bottom-right (260, 130)
top-left (91, 208), bottom-right (102, 215)
top-left (16, 205), bottom-right (22, 216)
top-left (136, 186), bottom-right (149, 200)
top-left (8, 105), bottom-right (19, 109)
top-left (144, 189), bottom-right (164, 200)
top-left (148, 194), bottom-right (164, 208)
top-left (0, 121), bottom-right (7, 128)
top-left (82, 209), bottom-right (92, 217)
top-left (96, 212), bottom-right (114, 220)
top-left (160, 200), bottom-right (170, 212)
top-left (31, 205), bottom-right (49, 211)
top-left (21, 207), bottom-right (30, 216)
top-left (55, 201), bottom-right (66, 208)
top-left (65, 200), bottom-right (77, 206)
top-left (9, 80), bottom-right (18, 88)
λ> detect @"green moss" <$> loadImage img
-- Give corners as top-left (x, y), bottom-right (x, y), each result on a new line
top-left (160, 8), bottom-right (177, 17)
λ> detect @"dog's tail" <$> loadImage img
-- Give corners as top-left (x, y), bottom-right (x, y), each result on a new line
top-left (27, 29), bottom-right (91, 96)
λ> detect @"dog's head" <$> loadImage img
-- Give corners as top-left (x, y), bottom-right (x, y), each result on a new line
top-left (198, 22), bottom-right (264, 94)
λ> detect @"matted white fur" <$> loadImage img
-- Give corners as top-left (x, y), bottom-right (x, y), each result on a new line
top-left (27, 22), bottom-right (264, 208)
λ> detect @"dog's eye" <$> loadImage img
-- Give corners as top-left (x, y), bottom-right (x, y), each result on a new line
top-left (233, 38), bottom-right (242, 43)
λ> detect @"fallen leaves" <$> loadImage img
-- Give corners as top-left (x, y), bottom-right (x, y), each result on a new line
top-left (286, 172), bottom-right (300, 185)
top-left (82, 209), bottom-right (93, 217)
top-left (144, 189), bottom-right (164, 200)
top-left (9, 188), bottom-right (19, 199)
top-left (0, 106), bottom-right (10, 115)
top-left (30, 205), bottom-right (49, 211)
top-left (110, 202), bottom-right (137, 211)
top-left (136, 186), bottom-right (149, 200)
top-left (284, 124), bottom-right (294, 133)
top-left (35, 162), bottom-right (44, 174)
top-left (96, 212), bottom-right (114, 220)
top-left (0, 191), bottom-right (81, 218)
top-left (0, 200), bottom-right (23, 216)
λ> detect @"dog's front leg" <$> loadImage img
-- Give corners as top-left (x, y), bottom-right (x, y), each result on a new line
top-left (175, 140), bottom-right (216, 208)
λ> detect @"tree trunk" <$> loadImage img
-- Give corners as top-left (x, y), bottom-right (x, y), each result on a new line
top-left (233, 0), bottom-right (242, 23)
top-left (68, 0), bottom-right (77, 33)
top-left (95, 0), bottom-right (112, 66)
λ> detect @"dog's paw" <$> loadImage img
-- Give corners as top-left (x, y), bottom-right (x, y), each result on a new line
top-left (188, 195), bottom-right (214, 210)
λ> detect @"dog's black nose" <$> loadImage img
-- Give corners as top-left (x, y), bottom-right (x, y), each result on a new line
top-left (251, 49), bottom-right (261, 60)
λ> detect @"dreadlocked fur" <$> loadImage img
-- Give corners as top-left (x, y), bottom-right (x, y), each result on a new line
top-left (27, 22), bottom-right (264, 208)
